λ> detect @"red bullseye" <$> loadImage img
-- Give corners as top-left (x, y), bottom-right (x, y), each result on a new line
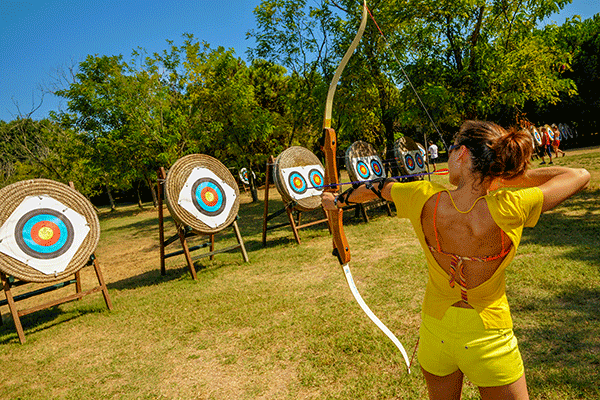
top-left (30, 220), bottom-right (60, 247)
top-left (293, 176), bottom-right (304, 188)
top-left (201, 186), bottom-right (219, 207)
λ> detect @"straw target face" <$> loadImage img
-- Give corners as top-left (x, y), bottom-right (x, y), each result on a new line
top-left (281, 165), bottom-right (324, 201)
top-left (0, 195), bottom-right (90, 275)
top-left (178, 167), bottom-right (237, 229)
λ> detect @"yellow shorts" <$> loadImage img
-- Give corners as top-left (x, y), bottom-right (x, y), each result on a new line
top-left (418, 307), bottom-right (524, 387)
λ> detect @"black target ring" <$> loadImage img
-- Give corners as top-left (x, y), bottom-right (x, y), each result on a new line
top-left (370, 159), bottom-right (384, 177)
top-left (191, 177), bottom-right (227, 217)
top-left (14, 208), bottom-right (75, 259)
top-left (288, 171), bottom-right (308, 194)
top-left (308, 168), bottom-right (324, 189)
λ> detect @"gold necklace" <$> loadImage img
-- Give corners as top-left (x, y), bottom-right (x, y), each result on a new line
top-left (445, 190), bottom-right (486, 214)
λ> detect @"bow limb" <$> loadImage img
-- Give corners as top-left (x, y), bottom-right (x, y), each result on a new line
top-left (320, 0), bottom-right (412, 373)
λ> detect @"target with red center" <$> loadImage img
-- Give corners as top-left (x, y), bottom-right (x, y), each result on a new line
top-left (546, 126), bottom-right (555, 141)
top-left (532, 128), bottom-right (542, 146)
top-left (308, 168), bottom-right (324, 189)
top-left (191, 178), bottom-right (226, 216)
top-left (415, 152), bottom-right (425, 168)
top-left (177, 166), bottom-right (238, 230)
top-left (15, 209), bottom-right (74, 259)
top-left (405, 154), bottom-right (416, 171)
top-left (288, 171), bottom-right (308, 195)
top-left (0, 194), bottom-right (92, 277)
top-left (370, 159), bottom-right (384, 177)
top-left (356, 160), bottom-right (370, 179)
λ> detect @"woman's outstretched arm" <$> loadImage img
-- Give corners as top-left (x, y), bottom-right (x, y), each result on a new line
top-left (492, 166), bottom-right (590, 212)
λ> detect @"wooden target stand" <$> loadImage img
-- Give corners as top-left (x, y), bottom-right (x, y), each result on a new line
top-left (0, 181), bottom-right (113, 344)
top-left (157, 167), bottom-right (249, 280)
top-left (261, 155), bottom-right (330, 246)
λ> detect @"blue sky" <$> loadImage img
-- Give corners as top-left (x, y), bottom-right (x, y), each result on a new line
top-left (1, 0), bottom-right (598, 122)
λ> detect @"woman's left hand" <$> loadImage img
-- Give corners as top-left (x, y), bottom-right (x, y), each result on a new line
top-left (321, 191), bottom-right (337, 211)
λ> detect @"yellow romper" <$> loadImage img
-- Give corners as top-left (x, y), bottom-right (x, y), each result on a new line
top-left (391, 181), bottom-right (543, 386)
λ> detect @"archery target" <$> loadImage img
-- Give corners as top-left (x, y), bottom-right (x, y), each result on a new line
top-left (415, 152), bottom-right (425, 169)
top-left (273, 146), bottom-right (325, 211)
top-left (531, 127), bottom-right (542, 146)
top-left (178, 167), bottom-right (237, 229)
top-left (393, 137), bottom-right (427, 177)
top-left (351, 155), bottom-right (386, 181)
top-left (370, 158), bottom-right (384, 178)
top-left (281, 165), bottom-right (325, 201)
top-left (404, 154), bottom-right (416, 171)
top-left (0, 195), bottom-right (90, 276)
top-left (356, 160), bottom-right (370, 179)
top-left (165, 154), bottom-right (240, 234)
top-left (239, 168), bottom-right (255, 185)
top-left (545, 126), bottom-right (555, 141)
top-left (345, 141), bottom-right (387, 183)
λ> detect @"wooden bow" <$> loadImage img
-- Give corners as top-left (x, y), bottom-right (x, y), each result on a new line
top-left (320, 0), bottom-right (411, 372)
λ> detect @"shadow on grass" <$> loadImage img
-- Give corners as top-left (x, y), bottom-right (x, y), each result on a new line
top-left (0, 303), bottom-right (107, 345)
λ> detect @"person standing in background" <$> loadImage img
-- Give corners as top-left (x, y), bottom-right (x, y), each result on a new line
top-left (428, 141), bottom-right (439, 171)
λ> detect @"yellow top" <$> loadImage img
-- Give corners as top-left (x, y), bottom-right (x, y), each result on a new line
top-left (391, 181), bottom-right (544, 329)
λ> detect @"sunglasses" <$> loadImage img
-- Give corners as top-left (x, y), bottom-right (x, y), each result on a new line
top-left (448, 144), bottom-right (461, 153)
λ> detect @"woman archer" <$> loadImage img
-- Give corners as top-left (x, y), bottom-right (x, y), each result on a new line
top-left (321, 120), bottom-right (590, 400)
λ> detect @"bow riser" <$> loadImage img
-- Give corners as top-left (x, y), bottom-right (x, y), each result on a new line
top-left (322, 127), bottom-right (350, 265)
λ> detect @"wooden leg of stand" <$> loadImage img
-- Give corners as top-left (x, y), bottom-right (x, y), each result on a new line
top-left (177, 224), bottom-right (197, 280)
top-left (75, 270), bottom-right (82, 300)
top-left (92, 257), bottom-right (113, 311)
top-left (286, 206), bottom-right (301, 244)
top-left (232, 220), bottom-right (250, 262)
top-left (1, 273), bottom-right (26, 344)
top-left (209, 234), bottom-right (215, 261)
top-left (157, 168), bottom-right (167, 275)
top-left (262, 156), bottom-right (274, 247)
top-left (360, 204), bottom-right (369, 223)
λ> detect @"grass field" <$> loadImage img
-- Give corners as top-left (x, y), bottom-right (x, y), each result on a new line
top-left (1, 147), bottom-right (598, 399)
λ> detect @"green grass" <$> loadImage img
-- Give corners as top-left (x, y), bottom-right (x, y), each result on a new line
top-left (0, 148), bottom-right (598, 399)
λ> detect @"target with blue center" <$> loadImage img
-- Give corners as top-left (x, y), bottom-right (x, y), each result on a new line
top-left (532, 128), bottom-right (542, 146)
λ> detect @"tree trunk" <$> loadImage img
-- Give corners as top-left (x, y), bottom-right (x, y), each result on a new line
top-left (106, 185), bottom-right (116, 212)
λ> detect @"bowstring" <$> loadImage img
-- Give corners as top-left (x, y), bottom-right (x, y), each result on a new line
top-left (365, 6), bottom-right (449, 150)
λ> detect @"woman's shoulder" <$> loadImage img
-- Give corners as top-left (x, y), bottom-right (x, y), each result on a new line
top-left (486, 187), bottom-right (544, 227)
